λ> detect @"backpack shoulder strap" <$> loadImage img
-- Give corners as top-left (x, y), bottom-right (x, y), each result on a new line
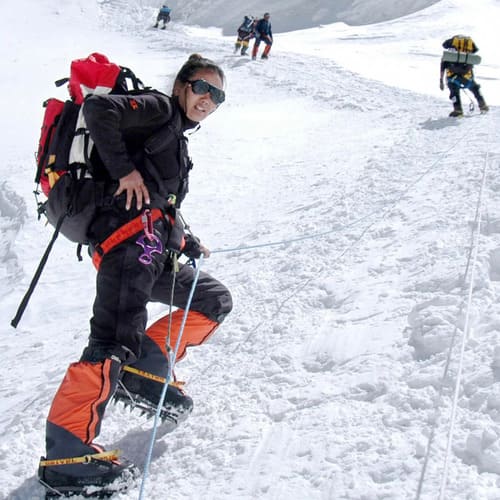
top-left (144, 103), bottom-right (184, 156)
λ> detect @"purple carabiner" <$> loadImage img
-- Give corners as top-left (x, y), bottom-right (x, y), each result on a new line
top-left (136, 234), bottom-right (163, 265)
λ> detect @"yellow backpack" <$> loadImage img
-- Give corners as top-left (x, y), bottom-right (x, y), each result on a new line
top-left (447, 35), bottom-right (476, 53)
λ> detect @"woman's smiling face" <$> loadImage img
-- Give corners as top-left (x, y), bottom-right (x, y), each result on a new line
top-left (176, 68), bottom-right (224, 122)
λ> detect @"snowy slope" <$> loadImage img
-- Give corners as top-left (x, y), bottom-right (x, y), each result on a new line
top-left (1, 0), bottom-right (500, 499)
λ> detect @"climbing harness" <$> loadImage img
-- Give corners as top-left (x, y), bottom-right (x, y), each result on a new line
top-left (136, 209), bottom-right (163, 265)
top-left (92, 208), bottom-right (164, 269)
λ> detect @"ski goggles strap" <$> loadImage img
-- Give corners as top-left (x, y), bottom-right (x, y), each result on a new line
top-left (39, 449), bottom-right (121, 467)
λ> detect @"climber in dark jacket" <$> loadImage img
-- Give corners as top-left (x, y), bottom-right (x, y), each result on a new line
top-left (252, 13), bottom-right (273, 60)
top-left (38, 54), bottom-right (232, 497)
top-left (154, 5), bottom-right (171, 28)
top-left (439, 35), bottom-right (489, 117)
top-left (234, 15), bottom-right (256, 56)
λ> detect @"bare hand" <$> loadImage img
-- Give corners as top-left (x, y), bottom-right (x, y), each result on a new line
top-left (115, 170), bottom-right (150, 210)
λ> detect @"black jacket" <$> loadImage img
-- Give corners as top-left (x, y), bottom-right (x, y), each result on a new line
top-left (83, 92), bottom-right (198, 241)
top-left (255, 19), bottom-right (272, 40)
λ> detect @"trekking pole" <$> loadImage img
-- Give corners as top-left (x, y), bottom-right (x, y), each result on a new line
top-left (10, 214), bottom-right (66, 328)
top-left (138, 254), bottom-right (204, 500)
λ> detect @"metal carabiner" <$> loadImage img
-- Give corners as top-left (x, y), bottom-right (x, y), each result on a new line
top-left (136, 233), bottom-right (163, 265)
top-left (136, 209), bottom-right (163, 264)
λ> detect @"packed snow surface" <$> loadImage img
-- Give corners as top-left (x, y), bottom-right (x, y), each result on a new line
top-left (1, 0), bottom-right (500, 499)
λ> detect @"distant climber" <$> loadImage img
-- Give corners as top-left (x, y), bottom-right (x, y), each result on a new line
top-left (234, 15), bottom-right (256, 56)
top-left (154, 5), bottom-right (171, 29)
top-left (252, 13), bottom-right (273, 60)
top-left (439, 35), bottom-right (489, 117)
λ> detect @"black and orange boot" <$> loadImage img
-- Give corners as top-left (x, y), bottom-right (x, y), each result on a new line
top-left (113, 309), bottom-right (221, 427)
top-left (115, 367), bottom-right (193, 430)
top-left (38, 358), bottom-right (137, 497)
top-left (38, 440), bottom-right (137, 498)
top-left (113, 328), bottom-right (193, 428)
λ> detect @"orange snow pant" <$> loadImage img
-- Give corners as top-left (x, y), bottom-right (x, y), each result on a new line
top-left (146, 309), bottom-right (219, 362)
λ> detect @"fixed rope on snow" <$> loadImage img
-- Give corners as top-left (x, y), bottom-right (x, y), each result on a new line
top-left (415, 121), bottom-right (493, 500)
top-left (210, 123), bottom-right (480, 257)
top-left (138, 254), bottom-right (204, 500)
top-left (438, 143), bottom-right (490, 500)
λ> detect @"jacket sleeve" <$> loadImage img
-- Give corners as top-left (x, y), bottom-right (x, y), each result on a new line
top-left (83, 92), bottom-right (173, 180)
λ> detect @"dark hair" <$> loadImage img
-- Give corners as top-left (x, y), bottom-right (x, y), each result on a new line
top-left (174, 53), bottom-right (225, 85)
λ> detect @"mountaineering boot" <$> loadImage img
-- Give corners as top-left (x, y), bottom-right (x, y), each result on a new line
top-left (39, 359), bottom-right (138, 497)
top-left (38, 441), bottom-right (138, 498)
top-left (114, 366), bottom-right (194, 427)
top-left (111, 317), bottom-right (194, 427)
top-left (478, 97), bottom-right (489, 113)
top-left (261, 45), bottom-right (271, 60)
top-left (112, 308), bottom-right (219, 425)
top-left (241, 48), bottom-right (247, 56)
top-left (234, 43), bottom-right (241, 54)
top-left (449, 102), bottom-right (463, 117)
top-left (471, 89), bottom-right (489, 113)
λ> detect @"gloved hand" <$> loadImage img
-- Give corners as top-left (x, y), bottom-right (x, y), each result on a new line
top-left (439, 80), bottom-right (444, 91)
top-left (183, 233), bottom-right (210, 259)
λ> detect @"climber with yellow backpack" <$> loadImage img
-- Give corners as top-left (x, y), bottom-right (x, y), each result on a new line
top-left (439, 34), bottom-right (489, 117)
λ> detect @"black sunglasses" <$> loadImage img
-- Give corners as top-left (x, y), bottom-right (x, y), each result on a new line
top-left (187, 79), bottom-right (225, 105)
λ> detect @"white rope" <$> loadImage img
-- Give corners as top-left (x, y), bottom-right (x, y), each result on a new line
top-left (138, 255), bottom-right (204, 500)
top-left (192, 123), bottom-right (479, 393)
top-left (437, 148), bottom-right (490, 500)
top-left (414, 114), bottom-right (494, 499)
top-left (211, 132), bottom-right (474, 256)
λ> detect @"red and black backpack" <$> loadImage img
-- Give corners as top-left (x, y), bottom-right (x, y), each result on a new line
top-left (12, 53), bottom-right (147, 328)
top-left (35, 52), bottom-right (146, 244)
